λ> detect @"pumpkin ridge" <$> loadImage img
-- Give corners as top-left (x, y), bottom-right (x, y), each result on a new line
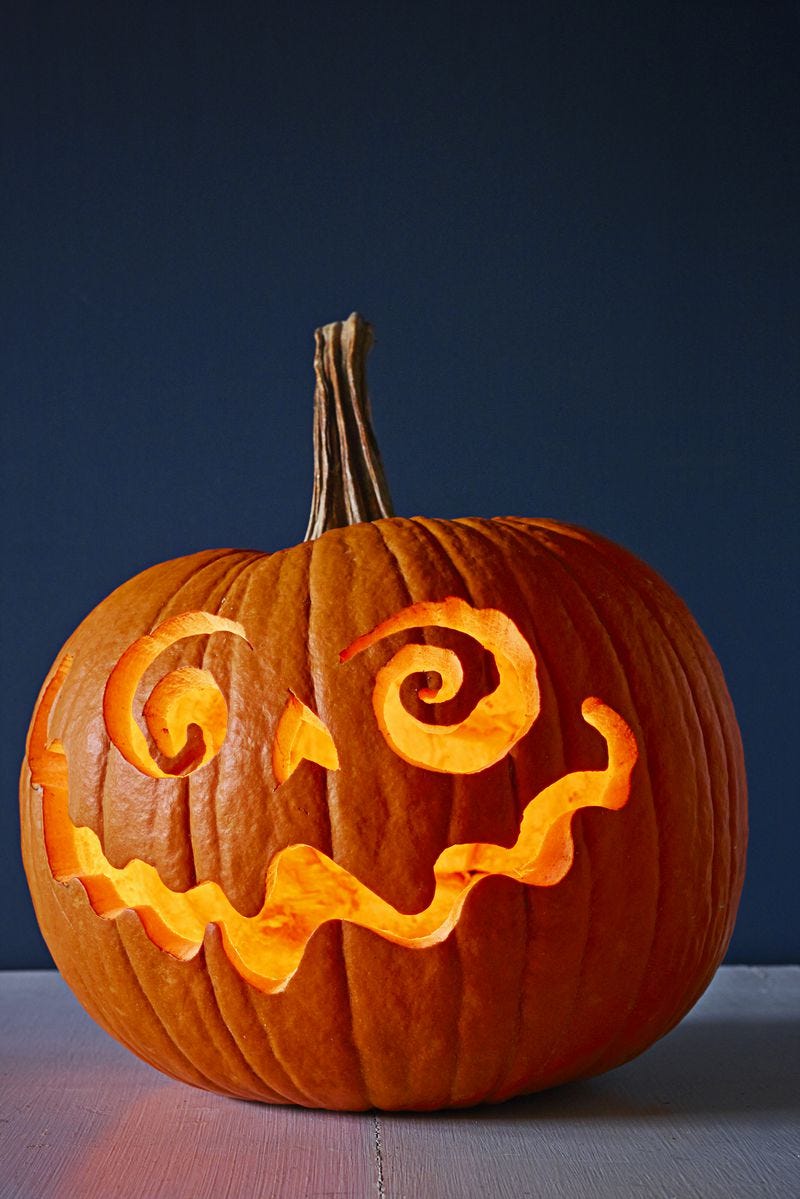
top-left (205, 925), bottom-right (321, 1107)
top-left (461, 519), bottom-right (571, 786)
top-left (599, 539), bottom-right (720, 1036)
top-left (398, 517), bottom-right (479, 1107)
top-left (454, 515), bottom-right (572, 1098)
top-left (649, 559), bottom-right (743, 961)
top-left (224, 941), bottom-right (323, 1107)
top-left (571, 535), bottom-right (722, 1053)
top-left (384, 519), bottom-right (465, 856)
top-left (583, 532), bottom-right (744, 1046)
top-left (305, 537), bottom-right (332, 854)
top-left (332, 519), bottom-right (458, 1107)
top-left (519, 524), bottom-right (659, 1082)
top-left (510, 527), bottom-right (604, 1084)
top-left (181, 937), bottom-right (272, 1098)
top-left (474, 517), bottom-right (603, 1088)
top-left (537, 524), bottom-right (734, 1075)
top-left (306, 531), bottom-right (370, 1108)
top-left (192, 551), bottom-right (266, 899)
top-left (96, 550), bottom-right (260, 888)
top-left (366, 526), bottom-right (441, 878)
top-left (407, 515), bottom-right (551, 1103)
top-left (179, 557), bottom-right (300, 1102)
top-left (374, 517), bottom-right (487, 1107)
top-left (454, 517), bottom-right (569, 771)
top-left (115, 915), bottom-right (225, 1095)
top-left (84, 928), bottom-right (193, 1090)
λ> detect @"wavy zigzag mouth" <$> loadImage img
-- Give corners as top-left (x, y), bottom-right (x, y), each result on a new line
top-left (28, 657), bottom-right (637, 994)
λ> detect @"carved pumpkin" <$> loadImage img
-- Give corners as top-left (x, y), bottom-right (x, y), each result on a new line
top-left (21, 315), bottom-right (746, 1110)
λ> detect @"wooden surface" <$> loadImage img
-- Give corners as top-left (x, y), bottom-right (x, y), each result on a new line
top-left (1, 967), bottom-right (797, 1198)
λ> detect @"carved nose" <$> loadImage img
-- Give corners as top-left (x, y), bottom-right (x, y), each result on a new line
top-left (272, 693), bottom-right (339, 785)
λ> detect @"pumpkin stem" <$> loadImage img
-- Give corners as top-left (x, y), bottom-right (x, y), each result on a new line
top-left (304, 313), bottom-right (395, 540)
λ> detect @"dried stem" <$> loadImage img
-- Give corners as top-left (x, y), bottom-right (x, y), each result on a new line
top-left (304, 313), bottom-right (395, 540)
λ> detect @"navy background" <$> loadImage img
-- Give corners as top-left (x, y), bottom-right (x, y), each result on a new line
top-left (2, 2), bottom-right (797, 967)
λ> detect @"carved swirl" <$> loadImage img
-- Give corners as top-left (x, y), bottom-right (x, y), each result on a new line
top-left (340, 597), bottom-right (540, 774)
top-left (103, 611), bottom-right (249, 778)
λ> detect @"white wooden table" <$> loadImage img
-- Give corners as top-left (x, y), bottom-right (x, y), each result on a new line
top-left (1, 967), bottom-right (797, 1198)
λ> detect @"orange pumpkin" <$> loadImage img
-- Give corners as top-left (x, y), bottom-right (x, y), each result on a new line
top-left (21, 315), bottom-right (746, 1110)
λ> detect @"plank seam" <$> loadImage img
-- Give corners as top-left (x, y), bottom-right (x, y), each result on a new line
top-left (373, 1114), bottom-right (386, 1198)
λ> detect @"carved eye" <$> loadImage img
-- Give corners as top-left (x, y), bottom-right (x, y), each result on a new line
top-left (103, 611), bottom-right (249, 778)
top-left (104, 599), bottom-right (538, 782)
top-left (340, 596), bottom-right (539, 774)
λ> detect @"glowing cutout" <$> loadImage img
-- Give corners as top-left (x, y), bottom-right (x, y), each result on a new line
top-left (103, 611), bottom-right (249, 778)
top-left (341, 597), bottom-right (540, 774)
top-left (272, 693), bottom-right (340, 785)
top-left (28, 657), bottom-right (637, 995)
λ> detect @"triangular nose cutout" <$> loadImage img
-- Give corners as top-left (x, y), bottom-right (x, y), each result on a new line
top-left (272, 692), bottom-right (340, 785)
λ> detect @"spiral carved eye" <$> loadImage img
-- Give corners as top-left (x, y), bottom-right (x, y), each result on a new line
top-left (103, 611), bottom-right (249, 778)
top-left (340, 596), bottom-right (539, 774)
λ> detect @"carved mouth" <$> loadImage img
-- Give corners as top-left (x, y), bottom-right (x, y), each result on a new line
top-left (28, 657), bottom-right (637, 995)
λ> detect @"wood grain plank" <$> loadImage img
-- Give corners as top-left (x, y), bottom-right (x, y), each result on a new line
top-left (0, 973), bottom-right (375, 1199)
top-left (379, 967), bottom-right (800, 1199)
top-left (1, 968), bottom-right (798, 1199)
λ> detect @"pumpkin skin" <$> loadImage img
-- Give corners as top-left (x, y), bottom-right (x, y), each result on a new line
top-left (20, 514), bottom-right (746, 1110)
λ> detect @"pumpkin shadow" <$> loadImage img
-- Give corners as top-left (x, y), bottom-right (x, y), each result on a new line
top-left (441, 1015), bottom-right (800, 1122)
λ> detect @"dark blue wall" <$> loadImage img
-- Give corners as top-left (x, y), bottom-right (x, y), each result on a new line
top-left (2, 2), bottom-right (797, 965)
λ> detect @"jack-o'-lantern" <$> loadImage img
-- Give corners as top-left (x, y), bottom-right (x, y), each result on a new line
top-left (21, 314), bottom-right (746, 1110)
